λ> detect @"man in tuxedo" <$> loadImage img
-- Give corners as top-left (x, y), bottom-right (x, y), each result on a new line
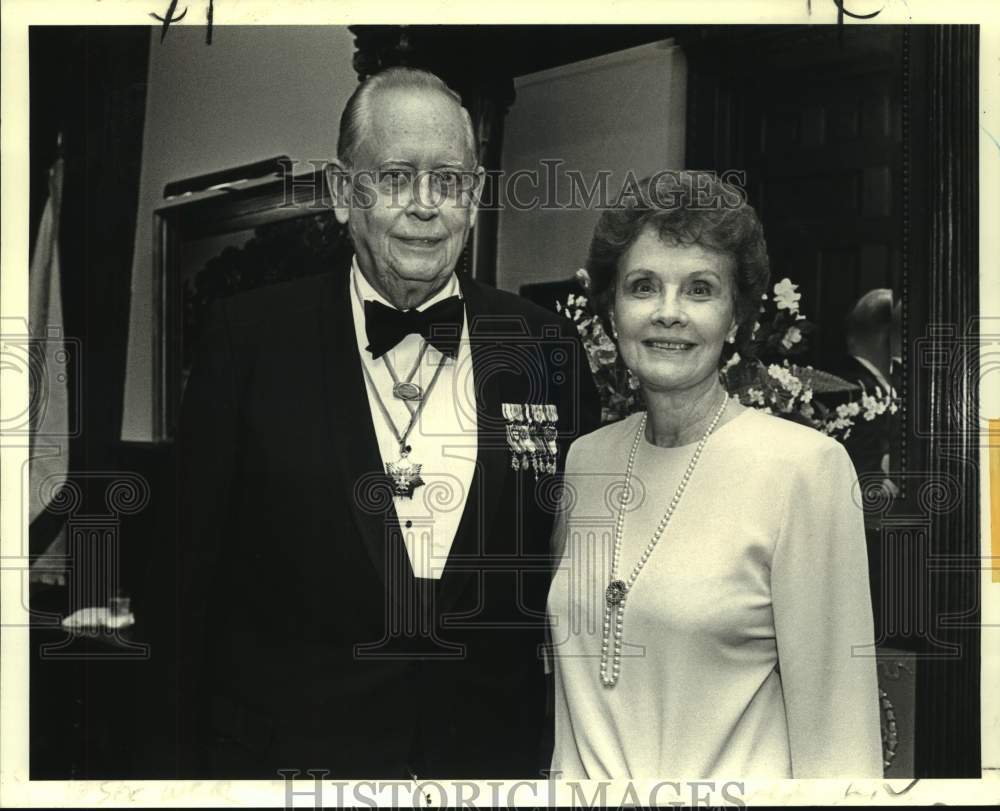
top-left (833, 288), bottom-right (896, 483)
top-left (147, 67), bottom-right (599, 779)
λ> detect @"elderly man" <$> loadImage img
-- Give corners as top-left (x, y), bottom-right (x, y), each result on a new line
top-left (147, 67), bottom-right (599, 779)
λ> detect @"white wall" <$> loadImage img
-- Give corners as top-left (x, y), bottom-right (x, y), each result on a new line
top-left (496, 40), bottom-right (687, 295)
top-left (121, 26), bottom-right (358, 442)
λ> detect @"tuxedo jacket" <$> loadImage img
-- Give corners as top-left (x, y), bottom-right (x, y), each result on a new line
top-left (144, 269), bottom-right (600, 779)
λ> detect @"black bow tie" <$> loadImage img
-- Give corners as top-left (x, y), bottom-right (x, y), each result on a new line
top-left (364, 296), bottom-right (465, 360)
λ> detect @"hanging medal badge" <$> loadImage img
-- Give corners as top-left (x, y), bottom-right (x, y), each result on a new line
top-left (525, 403), bottom-right (541, 474)
top-left (354, 274), bottom-right (448, 501)
top-left (543, 403), bottom-right (559, 474)
top-left (385, 447), bottom-right (425, 499)
top-left (503, 403), bottom-right (529, 471)
top-left (503, 404), bottom-right (518, 470)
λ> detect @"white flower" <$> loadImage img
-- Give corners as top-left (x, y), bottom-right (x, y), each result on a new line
top-left (818, 412), bottom-right (856, 438)
top-left (773, 278), bottom-right (801, 313)
top-left (766, 363), bottom-right (803, 397)
top-left (780, 326), bottom-right (803, 350)
top-left (860, 390), bottom-right (892, 421)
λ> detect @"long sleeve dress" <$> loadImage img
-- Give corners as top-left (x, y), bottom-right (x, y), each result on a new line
top-left (547, 407), bottom-right (883, 779)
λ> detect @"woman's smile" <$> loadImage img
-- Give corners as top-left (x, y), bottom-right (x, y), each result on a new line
top-left (641, 338), bottom-right (697, 352)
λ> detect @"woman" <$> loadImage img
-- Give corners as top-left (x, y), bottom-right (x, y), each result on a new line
top-left (548, 171), bottom-right (883, 779)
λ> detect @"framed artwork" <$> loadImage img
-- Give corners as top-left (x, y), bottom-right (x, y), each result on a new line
top-left (151, 164), bottom-right (351, 442)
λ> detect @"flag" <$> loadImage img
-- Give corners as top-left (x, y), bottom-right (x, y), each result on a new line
top-left (29, 155), bottom-right (69, 583)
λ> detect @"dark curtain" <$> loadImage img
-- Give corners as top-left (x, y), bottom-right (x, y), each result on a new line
top-left (30, 26), bottom-right (149, 498)
top-left (29, 26), bottom-right (151, 778)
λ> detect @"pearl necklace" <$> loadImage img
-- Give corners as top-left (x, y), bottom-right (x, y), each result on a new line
top-left (600, 394), bottom-right (730, 688)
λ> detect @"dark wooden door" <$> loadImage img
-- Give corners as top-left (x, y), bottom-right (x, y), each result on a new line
top-left (683, 25), bottom-right (980, 778)
top-left (685, 25), bottom-right (904, 370)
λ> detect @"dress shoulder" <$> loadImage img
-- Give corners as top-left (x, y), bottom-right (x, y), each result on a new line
top-left (725, 407), bottom-right (852, 473)
top-left (566, 413), bottom-right (642, 472)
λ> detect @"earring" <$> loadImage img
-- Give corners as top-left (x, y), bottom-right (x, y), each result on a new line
top-left (726, 334), bottom-right (736, 344)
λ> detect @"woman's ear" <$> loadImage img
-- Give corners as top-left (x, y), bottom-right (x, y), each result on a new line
top-left (727, 314), bottom-right (739, 345)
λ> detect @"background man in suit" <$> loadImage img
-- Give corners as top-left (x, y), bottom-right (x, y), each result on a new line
top-left (145, 67), bottom-right (599, 779)
top-left (830, 287), bottom-right (896, 487)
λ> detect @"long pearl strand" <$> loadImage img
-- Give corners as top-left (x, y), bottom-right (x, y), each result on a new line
top-left (599, 394), bottom-right (730, 688)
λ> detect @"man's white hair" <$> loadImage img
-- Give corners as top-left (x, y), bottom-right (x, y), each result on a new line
top-left (337, 66), bottom-right (477, 167)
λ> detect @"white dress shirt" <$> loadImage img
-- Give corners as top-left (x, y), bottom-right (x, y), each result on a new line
top-left (350, 259), bottom-right (478, 579)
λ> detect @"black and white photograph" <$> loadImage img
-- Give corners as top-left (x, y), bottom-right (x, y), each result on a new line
top-left (1, 1), bottom-right (997, 806)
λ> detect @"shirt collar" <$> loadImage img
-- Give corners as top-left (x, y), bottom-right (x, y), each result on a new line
top-left (351, 257), bottom-right (460, 312)
top-left (851, 354), bottom-right (892, 393)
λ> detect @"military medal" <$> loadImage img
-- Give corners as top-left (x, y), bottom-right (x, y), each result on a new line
top-left (361, 356), bottom-right (446, 499)
top-left (385, 446), bottom-right (425, 499)
top-left (392, 382), bottom-right (422, 401)
top-left (354, 274), bottom-right (449, 500)
top-left (502, 401), bottom-right (560, 478)
top-left (386, 342), bottom-right (431, 404)
top-left (542, 423), bottom-right (558, 473)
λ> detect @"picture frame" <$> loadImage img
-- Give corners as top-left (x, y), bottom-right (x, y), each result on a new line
top-left (151, 163), bottom-right (349, 442)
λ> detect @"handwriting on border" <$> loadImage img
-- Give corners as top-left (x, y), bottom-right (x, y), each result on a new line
top-left (151, 0), bottom-right (214, 44)
top-left (149, 0), bottom-right (886, 48)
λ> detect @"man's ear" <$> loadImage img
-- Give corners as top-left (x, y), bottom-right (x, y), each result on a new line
top-left (326, 159), bottom-right (351, 226)
top-left (466, 165), bottom-right (487, 229)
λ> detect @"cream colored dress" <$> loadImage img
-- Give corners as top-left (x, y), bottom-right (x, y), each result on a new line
top-left (548, 408), bottom-right (883, 778)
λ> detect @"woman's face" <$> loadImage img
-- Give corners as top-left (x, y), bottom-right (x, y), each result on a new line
top-left (613, 227), bottom-right (738, 395)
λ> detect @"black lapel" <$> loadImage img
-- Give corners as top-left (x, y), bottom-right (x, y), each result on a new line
top-left (319, 271), bottom-right (400, 588)
top-left (437, 275), bottom-right (512, 612)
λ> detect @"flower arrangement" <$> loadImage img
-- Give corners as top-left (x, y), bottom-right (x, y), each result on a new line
top-left (561, 269), bottom-right (899, 438)
top-left (555, 288), bottom-right (641, 424)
